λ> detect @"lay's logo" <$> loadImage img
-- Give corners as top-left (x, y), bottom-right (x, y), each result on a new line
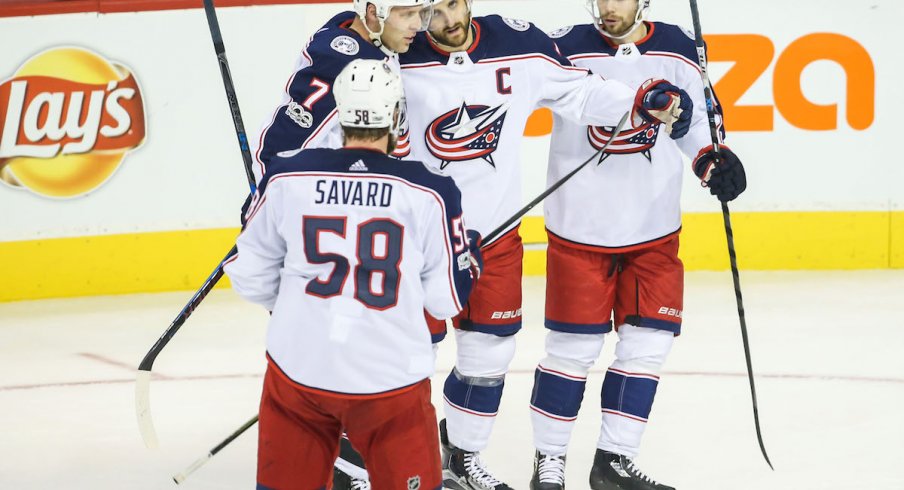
top-left (0, 47), bottom-right (146, 198)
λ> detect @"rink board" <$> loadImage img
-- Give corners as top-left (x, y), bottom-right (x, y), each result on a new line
top-left (2, 211), bottom-right (901, 302)
top-left (0, 0), bottom-right (899, 301)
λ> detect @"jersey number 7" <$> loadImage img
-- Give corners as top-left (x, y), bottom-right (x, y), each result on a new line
top-left (303, 216), bottom-right (404, 310)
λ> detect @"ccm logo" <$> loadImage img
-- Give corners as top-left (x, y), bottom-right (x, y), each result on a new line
top-left (657, 307), bottom-right (682, 319)
top-left (491, 308), bottom-right (522, 320)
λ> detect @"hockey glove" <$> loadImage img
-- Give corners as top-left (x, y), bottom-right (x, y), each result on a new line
top-left (634, 78), bottom-right (693, 139)
top-left (693, 145), bottom-right (747, 202)
top-left (465, 229), bottom-right (484, 281)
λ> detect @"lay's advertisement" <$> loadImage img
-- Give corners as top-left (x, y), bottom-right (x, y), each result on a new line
top-left (0, 0), bottom-right (899, 301)
top-left (0, 47), bottom-right (146, 198)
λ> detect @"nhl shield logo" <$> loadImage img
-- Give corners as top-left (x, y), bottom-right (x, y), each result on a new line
top-left (587, 122), bottom-right (661, 163)
top-left (425, 101), bottom-right (509, 169)
top-left (407, 475), bottom-right (421, 490)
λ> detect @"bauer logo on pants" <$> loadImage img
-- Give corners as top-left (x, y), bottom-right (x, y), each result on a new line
top-left (0, 47), bottom-right (146, 198)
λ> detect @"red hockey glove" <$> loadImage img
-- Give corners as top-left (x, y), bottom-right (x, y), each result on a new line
top-left (634, 78), bottom-right (693, 139)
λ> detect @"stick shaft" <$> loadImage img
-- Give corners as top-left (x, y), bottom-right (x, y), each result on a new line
top-left (203, 0), bottom-right (257, 192)
top-left (482, 112), bottom-right (629, 244)
top-left (136, 0), bottom-right (259, 448)
top-left (172, 415), bottom-right (260, 484)
top-left (688, 0), bottom-right (773, 470)
top-left (137, 246), bottom-right (234, 373)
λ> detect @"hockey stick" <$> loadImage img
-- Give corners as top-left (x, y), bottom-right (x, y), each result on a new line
top-left (688, 0), bottom-right (773, 470)
top-left (169, 112), bottom-right (632, 480)
top-left (483, 111), bottom-right (629, 244)
top-left (136, 0), bottom-right (258, 449)
top-left (173, 414), bottom-right (259, 484)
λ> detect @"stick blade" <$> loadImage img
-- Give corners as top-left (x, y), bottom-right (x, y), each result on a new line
top-left (135, 370), bottom-right (159, 448)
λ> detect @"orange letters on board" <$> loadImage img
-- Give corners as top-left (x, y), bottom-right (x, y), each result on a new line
top-left (706, 34), bottom-right (775, 131)
top-left (773, 33), bottom-right (875, 131)
top-left (523, 33), bottom-right (875, 136)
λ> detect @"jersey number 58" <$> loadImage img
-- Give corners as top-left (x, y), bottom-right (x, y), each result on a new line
top-left (303, 216), bottom-right (404, 310)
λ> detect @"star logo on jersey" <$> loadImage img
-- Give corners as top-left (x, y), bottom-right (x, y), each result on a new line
top-left (587, 121), bottom-right (661, 163)
top-left (425, 102), bottom-right (509, 170)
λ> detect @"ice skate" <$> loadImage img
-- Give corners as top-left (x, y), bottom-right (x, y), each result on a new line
top-left (439, 419), bottom-right (514, 490)
top-left (529, 450), bottom-right (566, 490)
top-left (589, 449), bottom-right (674, 490)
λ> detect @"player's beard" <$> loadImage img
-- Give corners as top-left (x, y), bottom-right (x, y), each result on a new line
top-left (601, 13), bottom-right (637, 37)
top-left (430, 21), bottom-right (470, 49)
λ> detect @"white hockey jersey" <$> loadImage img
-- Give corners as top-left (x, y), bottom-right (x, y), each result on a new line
top-left (544, 22), bottom-right (726, 251)
top-left (225, 148), bottom-right (475, 396)
top-left (398, 15), bottom-right (635, 243)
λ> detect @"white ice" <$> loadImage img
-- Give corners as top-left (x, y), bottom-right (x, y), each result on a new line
top-left (1, 271), bottom-right (903, 489)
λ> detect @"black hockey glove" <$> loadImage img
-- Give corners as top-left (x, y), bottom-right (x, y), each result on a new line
top-left (465, 229), bottom-right (484, 280)
top-left (693, 146), bottom-right (747, 202)
top-left (634, 78), bottom-right (693, 139)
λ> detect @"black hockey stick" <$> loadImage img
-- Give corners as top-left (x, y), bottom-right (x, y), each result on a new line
top-left (201, 0), bottom-right (258, 191)
top-left (136, 0), bottom-right (258, 449)
top-left (483, 111), bottom-right (629, 244)
top-left (173, 414), bottom-right (259, 484)
top-left (688, 0), bottom-right (773, 470)
top-left (169, 112), bottom-right (632, 479)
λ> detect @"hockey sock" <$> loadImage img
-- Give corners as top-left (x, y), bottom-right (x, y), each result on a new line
top-left (442, 368), bottom-right (504, 452)
top-left (530, 331), bottom-right (604, 456)
top-left (598, 324), bottom-right (673, 458)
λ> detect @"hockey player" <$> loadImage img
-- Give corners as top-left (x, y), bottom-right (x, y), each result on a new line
top-left (389, 1), bottom-right (693, 488)
top-left (254, 1), bottom-right (692, 488)
top-left (224, 59), bottom-right (482, 490)
top-left (528, 1), bottom-right (747, 489)
top-left (249, 0), bottom-right (435, 184)
top-left (245, 3), bottom-right (438, 486)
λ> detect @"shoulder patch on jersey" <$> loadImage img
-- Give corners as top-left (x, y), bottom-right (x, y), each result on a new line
top-left (285, 101), bottom-right (314, 129)
top-left (680, 26), bottom-right (696, 40)
top-left (548, 25), bottom-right (574, 39)
top-left (330, 35), bottom-right (360, 56)
top-left (502, 17), bottom-right (531, 32)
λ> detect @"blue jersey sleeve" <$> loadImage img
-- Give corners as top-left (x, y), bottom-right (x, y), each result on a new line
top-left (252, 15), bottom-right (385, 180)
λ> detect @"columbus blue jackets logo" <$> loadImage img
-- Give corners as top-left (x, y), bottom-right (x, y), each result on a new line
top-left (588, 122), bottom-right (661, 163)
top-left (425, 102), bottom-right (509, 169)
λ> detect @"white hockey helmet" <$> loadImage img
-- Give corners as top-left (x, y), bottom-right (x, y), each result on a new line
top-left (586, 0), bottom-right (651, 40)
top-left (353, 0), bottom-right (436, 51)
top-left (334, 59), bottom-right (405, 138)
